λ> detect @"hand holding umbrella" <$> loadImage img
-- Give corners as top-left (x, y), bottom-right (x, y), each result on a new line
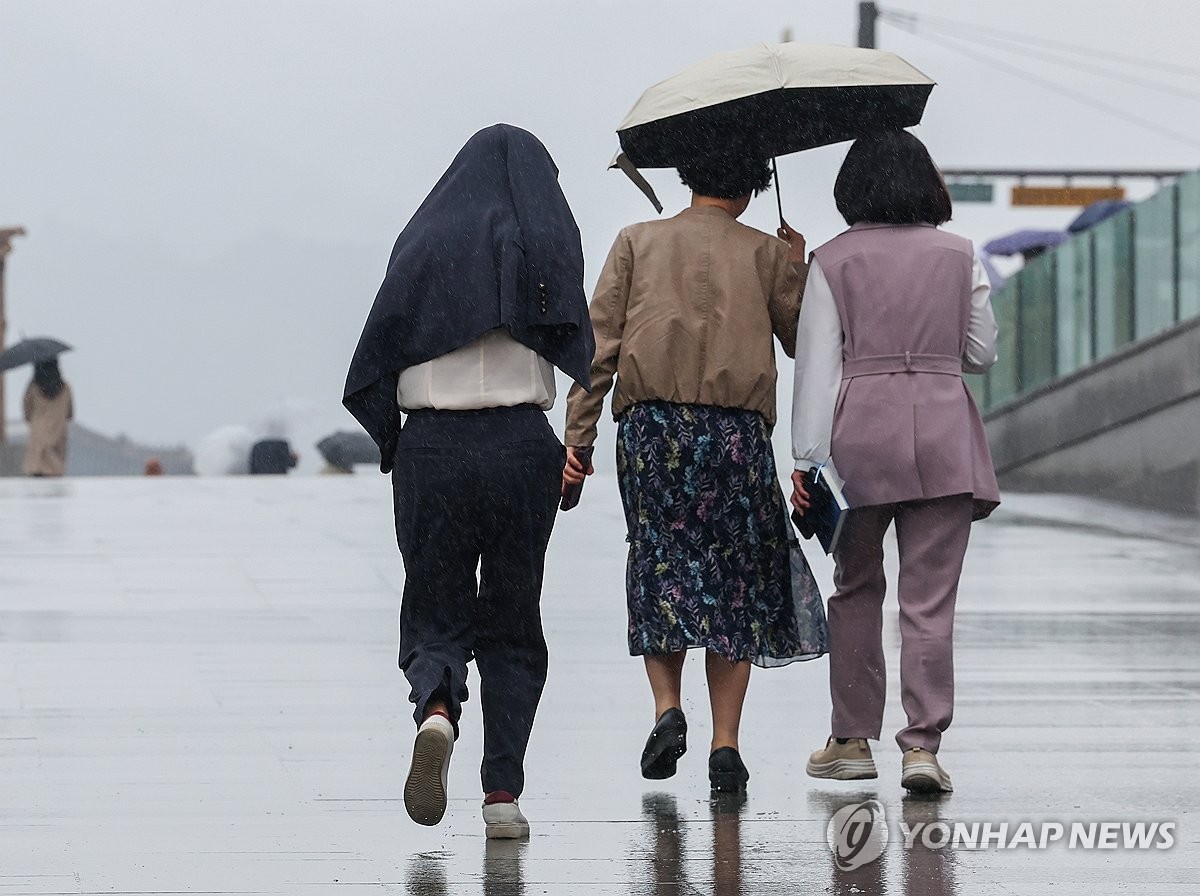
top-left (776, 219), bottom-right (806, 264)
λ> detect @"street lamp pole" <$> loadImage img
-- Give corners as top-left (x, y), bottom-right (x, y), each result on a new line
top-left (0, 227), bottom-right (28, 443)
top-left (858, 2), bottom-right (879, 48)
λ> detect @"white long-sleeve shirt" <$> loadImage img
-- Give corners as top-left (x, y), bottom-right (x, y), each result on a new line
top-left (790, 254), bottom-right (997, 472)
top-left (396, 327), bottom-right (556, 411)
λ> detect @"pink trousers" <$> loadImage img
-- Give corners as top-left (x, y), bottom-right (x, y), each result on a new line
top-left (828, 493), bottom-right (974, 752)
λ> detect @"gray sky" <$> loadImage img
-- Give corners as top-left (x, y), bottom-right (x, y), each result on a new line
top-left (3, 0), bottom-right (1198, 463)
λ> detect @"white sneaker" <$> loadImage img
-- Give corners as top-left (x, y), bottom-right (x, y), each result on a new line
top-left (404, 715), bottom-right (454, 825)
top-left (482, 799), bottom-right (529, 839)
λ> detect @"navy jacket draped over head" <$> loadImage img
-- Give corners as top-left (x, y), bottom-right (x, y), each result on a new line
top-left (343, 124), bottom-right (594, 472)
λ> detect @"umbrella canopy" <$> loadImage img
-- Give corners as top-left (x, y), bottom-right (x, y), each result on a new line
top-left (316, 430), bottom-right (378, 470)
top-left (0, 337), bottom-right (72, 373)
top-left (979, 252), bottom-right (1007, 292)
top-left (983, 230), bottom-right (1069, 258)
top-left (617, 42), bottom-right (935, 169)
top-left (1067, 199), bottom-right (1133, 233)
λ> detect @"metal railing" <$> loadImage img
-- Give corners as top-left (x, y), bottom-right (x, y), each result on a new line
top-left (975, 169), bottom-right (1200, 411)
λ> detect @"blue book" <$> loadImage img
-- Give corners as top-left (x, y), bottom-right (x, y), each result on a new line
top-left (791, 463), bottom-right (850, 555)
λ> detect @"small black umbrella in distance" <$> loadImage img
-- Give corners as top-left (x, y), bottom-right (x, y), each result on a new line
top-left (316, 430), bottom-right (378, 471)
top-left (0, 337), bottom-right (71, 373)
top-left (612, 42), bottom-right (935, 219)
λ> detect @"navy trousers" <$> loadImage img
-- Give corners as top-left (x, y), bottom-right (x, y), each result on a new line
top-left (392, 404), bottom-right (563, 797)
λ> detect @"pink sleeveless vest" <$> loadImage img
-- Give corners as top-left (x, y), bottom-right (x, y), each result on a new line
top-left (813, 223), bottom-right (1000, 519)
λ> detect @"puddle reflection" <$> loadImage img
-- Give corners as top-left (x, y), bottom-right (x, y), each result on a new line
top-left (405, 850), bottom-right (449, 896)
top-left (482, 838), bottom-right (526, 896)
top-left (809, 790), bottom-right (889, 896)
top-left (639, 791), bottom-right (746, 895)
top-left (901, 794), bottom-right (958, 896)
top-left (404, 789), bottom-right (957, 895)
top-left (642, 792), bottom-right (689, 894)
top-left (811, 791), bottom-right (960, 896)
top-left (808, 789), bottom-right (959, 896)
top-left (710, 792), bottom-right (745, 895)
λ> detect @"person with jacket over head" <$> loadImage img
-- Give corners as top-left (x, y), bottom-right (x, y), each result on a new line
top-left (23, 359), bottom-right (73, 477)
top-left (343, 124), bottom-right (593, 839)
top-left (562, 150), bottom-right (816, 796)
top-left (791, 129), bottom-right (1000, 795)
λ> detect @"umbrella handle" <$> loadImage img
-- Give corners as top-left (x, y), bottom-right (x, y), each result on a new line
top-left (772, 158), bottom-right (784, 229)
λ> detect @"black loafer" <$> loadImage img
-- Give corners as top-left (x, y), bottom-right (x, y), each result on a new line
top-left (708, 747), bottom-right (749, 794)
top-left (640, 707), bottom-right (688, 779)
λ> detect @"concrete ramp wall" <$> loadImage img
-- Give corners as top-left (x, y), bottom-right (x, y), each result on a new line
top-left (985, 317), bottom-right (1200, 516)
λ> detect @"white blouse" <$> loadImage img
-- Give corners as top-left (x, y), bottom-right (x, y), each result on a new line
top-left (791, 254), bottom-right (998, 473)
top-left (396, 328), bottom-right (556, 412)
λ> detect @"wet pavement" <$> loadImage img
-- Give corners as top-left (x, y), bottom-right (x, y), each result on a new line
top-left (1, 474), bottom-right (1197, 894)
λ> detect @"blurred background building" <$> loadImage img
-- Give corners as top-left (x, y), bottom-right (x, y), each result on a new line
top-left (0, 421), bottom-right (193, 476)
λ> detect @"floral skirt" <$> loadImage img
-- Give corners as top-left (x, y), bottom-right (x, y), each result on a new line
top-left (616, 401), bottom-right (811, 667)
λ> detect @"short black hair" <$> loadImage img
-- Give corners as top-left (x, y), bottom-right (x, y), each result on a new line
top-left (677, 154), bottom-right (773, 200)
top-left (834, 130), bottom-right (952, 226)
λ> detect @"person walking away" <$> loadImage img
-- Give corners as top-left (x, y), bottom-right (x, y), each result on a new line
top-left (563, 150), bottom-right (814, 795)
top-left (791, 130), bottom-right (1000, 794)
top-left (23, 359), bottom-right (73, 477)
top-left (343, 124), bottom-right (593, 838)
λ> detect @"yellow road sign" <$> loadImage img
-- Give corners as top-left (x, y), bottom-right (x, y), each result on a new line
top-left (1011, 185), bottom-right (1126, 206)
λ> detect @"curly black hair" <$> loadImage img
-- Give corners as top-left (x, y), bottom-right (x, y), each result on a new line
top-left (677, 154), bottom-right (773, 200)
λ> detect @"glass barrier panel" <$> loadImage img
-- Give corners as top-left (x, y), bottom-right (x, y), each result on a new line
top-left (1018, 251), bottom-right (1057, 392)
top-left (1133, 185), bottom-right (1178, 339)
top-left (985, 279), bottom-right (1019, 409)
top-left (1093, 214), bottom-right (1134, 356)
top-left (1055, 235), bottom-right (1093, 376)
top-left (1179, 171), bottom-right (1200, 320)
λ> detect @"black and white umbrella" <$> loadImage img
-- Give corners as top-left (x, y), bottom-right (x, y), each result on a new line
top-left (0, 337), bottom-right (72, 373)
top-left (613, 42), bottom-right (935, 211)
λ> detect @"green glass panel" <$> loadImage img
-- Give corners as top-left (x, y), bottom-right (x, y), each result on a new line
top-left (1054, 235), bottom-right (1093, 376)
top-left (986, 280), bottom-right (1019, 408)
top-left (1133, 185), bottom-right (1178, 339)
top-left (1018, 252), bottom-right (1057, 392)
top-left (1179, 171), bottom-right (1200, 320)
top-left (1093, 214), bottom-right (1134, 356)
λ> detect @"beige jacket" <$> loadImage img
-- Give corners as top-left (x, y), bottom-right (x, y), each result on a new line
top-left (565, 205), bottom-right (806, 445)
top-left (23, 382), bottom-right (73, 476)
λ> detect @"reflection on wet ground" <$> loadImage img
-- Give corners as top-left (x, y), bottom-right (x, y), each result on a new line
top-left (636, 792), bottom-right (746, 895)
top-left (1, 477), bottom-right (1197, 895)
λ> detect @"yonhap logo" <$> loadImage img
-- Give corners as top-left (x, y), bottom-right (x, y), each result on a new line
top-left (827, 799), bottom-right (889, 870)
top-left (824, 801), bottom-right (1176, 863)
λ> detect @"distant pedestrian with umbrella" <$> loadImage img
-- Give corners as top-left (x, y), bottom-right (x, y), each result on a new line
top-left (315, 430), bottom-right (377, 474)
top-left (343, 124), bottom-right (593, 839)
top-left (791, 130), bottom-right (1000, 794)
top-left (562, 147), bottom-right (816, 797)
top-left (23, 358), bottom-right (73, 477)
top-left (0, 337), bottom-right (74, 478)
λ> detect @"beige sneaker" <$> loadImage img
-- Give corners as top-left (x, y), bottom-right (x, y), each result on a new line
top-left (806, 736), bottom-right (878, 780)
top-left (901, 747), bottom-right (953, 794)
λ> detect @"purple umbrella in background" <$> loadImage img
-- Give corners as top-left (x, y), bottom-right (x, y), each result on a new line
top-left (1067, 199), bottom-right (1133, 233)
top-left (978, 252), bottom-right (1007, 291)
top-left (983, 229), bottom-right (1070, 257)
